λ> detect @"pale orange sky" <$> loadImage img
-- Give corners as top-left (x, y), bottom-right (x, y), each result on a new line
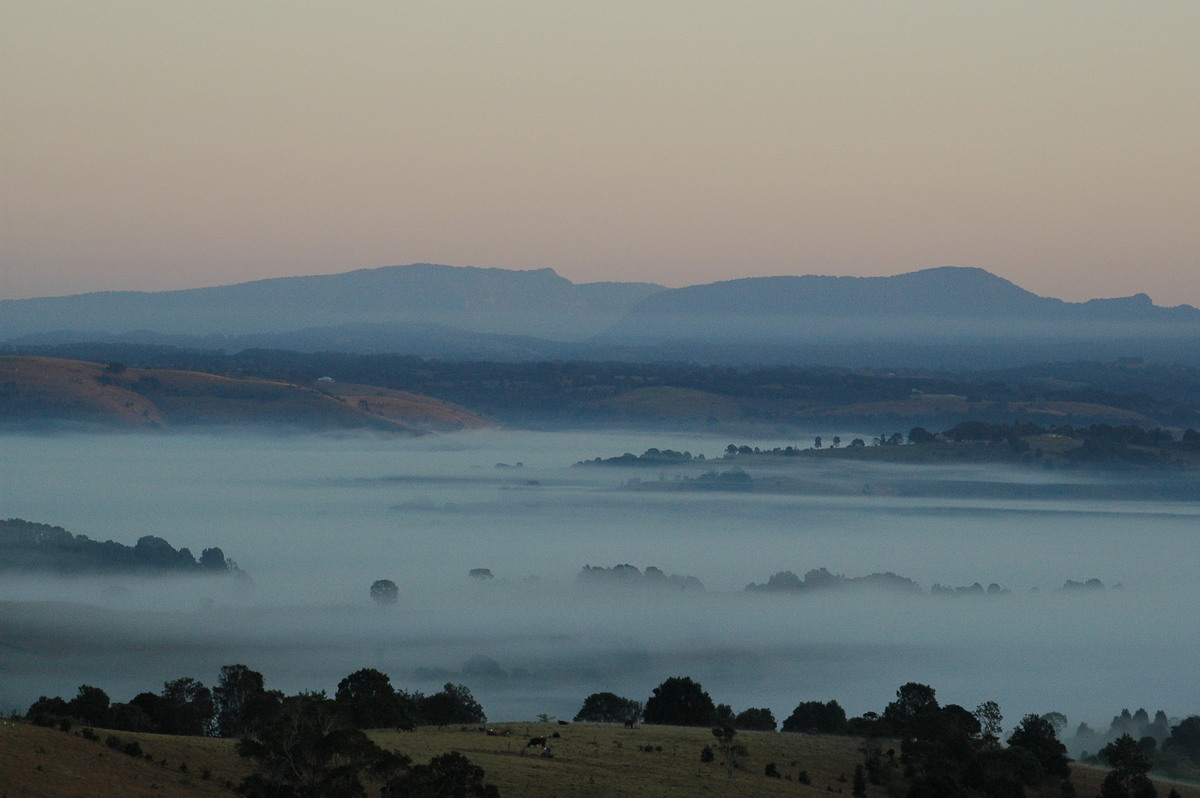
top-left (3, 2), bottom-right (1198, 304)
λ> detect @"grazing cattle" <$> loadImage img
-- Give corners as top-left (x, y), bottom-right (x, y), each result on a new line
top-left (396, 722), bottom-right (416, 732)
top-left (557, 720), bottom-right (569, 725)
top-left (623, 717), bottom-right (637, 729)
top-left (526, 736), bottom-right (548, 749)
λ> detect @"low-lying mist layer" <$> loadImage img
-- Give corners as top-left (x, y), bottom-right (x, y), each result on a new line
top-left (2, 430), bottom-right (1197, 731)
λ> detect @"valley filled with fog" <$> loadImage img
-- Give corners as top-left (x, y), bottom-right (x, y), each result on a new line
top-left (2, 429), bottom-right (1197, 735)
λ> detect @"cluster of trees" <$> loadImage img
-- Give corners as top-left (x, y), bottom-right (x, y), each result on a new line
top-left (844, 682), bottom-right (1074, 797)
top-left (745, 567), bottom-right (921, 595)
top-left (1070, 707), bottom-right (1200, 783)
top-left (23, 661), bottom-right (1200, 797)
top-left (575, 678), bottom-right (775, 732)
top-left (717, 419), bottom-right (1200, 465)
top-left (742, 566), bottom-right (1116, 599)
top-left (577, 448), bottom-right (701, 466)
top-left (0, 518), bottom-right (245, 576)
top-left (27, 667), bottom-right (495, 796)
top-left (576, 677), bottom-right (1199, 796)
top-left (576, 564), bottom-right (704, 591)
top-left (26, 666), bottom-right (486, 738)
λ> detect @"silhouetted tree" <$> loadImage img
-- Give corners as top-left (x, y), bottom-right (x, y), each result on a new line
top-left (782, 700), bottom-right (847, 734)
top-left (370, 579), bottom-right (398, 606)
top-left (158, 677), bottom-right (215, 736)
top-left (573, 692), bottom-right (641, 724)
top-left (975, 701), bottom-right (1003, 748)
top-left (643, 677), bottom-right (716, 727)
top-left (214, 664), bottom-right (280, 738)
top-left (335, 668), bottom-right (406, 729)
top-left (1007, 713), bottom-right (1070, 780)
top-left (883, 682), bottom-right (939, 738)
top-left (420, 683), bottom-right (485, 726)
top-left (711, 726), bottom-right (746, 779)
top-left (1099, 734), bottom-right (1156, 798)
top-left (67, 685), bottom-right (111, 726)
top-left (908, 426), bottom-right (936, 444)
top-left (734, 707), bottom-right (776, 731)
top-left (26, 695), bottom-right (68, 724)
top-left (1163, 716), bottom-right (1200, 763)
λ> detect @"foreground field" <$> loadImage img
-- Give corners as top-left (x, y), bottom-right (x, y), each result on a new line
top-left (3, 719), bottom-right (1199, 798)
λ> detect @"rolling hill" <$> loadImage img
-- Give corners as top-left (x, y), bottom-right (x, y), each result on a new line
top-left (0, 356), bottom-right (487, 433)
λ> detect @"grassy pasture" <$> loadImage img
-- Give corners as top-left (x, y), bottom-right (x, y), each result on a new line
top-left (6, 718), bottom-right (1199, 798)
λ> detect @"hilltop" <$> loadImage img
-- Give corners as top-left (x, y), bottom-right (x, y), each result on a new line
top-left (5, 263), bottom-right (1200, 368)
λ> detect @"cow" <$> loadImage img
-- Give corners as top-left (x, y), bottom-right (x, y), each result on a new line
top-left (396, 722), bottom-right (416, 733)
top-left (526, 736), bottom-right (548, 750)
top-left (557, 719), bottom-right (570, 725)
top-left (623, 717), bottom-right (637, 729)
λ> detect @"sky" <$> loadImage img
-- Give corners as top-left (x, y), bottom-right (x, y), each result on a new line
top-left (3, 2), bottom-right (1198, 304)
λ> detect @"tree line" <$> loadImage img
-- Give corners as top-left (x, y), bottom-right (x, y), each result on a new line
top-left (0, 517), bottom-right (246, 577)
top-left (26, 666), bottom-right (485, 738)
top-left (21, 665), bottom-right (1200, 798)
top-left (26, 665), bottom-right (495, 797)
top-left (578, 677), bottom-right (1200, 798)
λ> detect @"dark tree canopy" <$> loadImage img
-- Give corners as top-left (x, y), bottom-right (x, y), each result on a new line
top-left (157, 677), bottom-right (215, 736)
top-left (335, 668), bottom-right (407, 729)
top-left (883, 682), bottom-right (940, 737)
top-left (1164, 716), bottom-right (1200, 762)
top-left (420, 683), bottom-right (486, 726)
top-left (1007, 713), bottom-right (1071, 780)
top-left (1099, 733), bottom-right (1157, 798)
top-left (643, 677), bottom-right (716, 727)
top-left (573, 692), bottom-right (641, 724)
top-left (370, 579), bottom-right (399, 606)
top-left (214, 664), bottom-right (280, 738)
top-left (782, 700), bottom-right (847, 734)
top-left (0, 518), bottom-right (243, 576)
top-left (734, 707), bottom-right (777, 732)
top-left (67, 684), bottom-right (111, 727)
top-left (382, 751), bottom-right (500, 798)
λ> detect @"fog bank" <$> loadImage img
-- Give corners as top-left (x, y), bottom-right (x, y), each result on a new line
top-left (2, 430), bottom-right (1197, 729)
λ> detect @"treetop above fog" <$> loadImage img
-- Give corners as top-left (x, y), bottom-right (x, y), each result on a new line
top-left (0, 517), bottom-right (245, 577)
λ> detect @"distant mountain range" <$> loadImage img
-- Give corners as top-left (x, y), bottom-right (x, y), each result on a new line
top-left (5, 264), bottom-right (1200, 368)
